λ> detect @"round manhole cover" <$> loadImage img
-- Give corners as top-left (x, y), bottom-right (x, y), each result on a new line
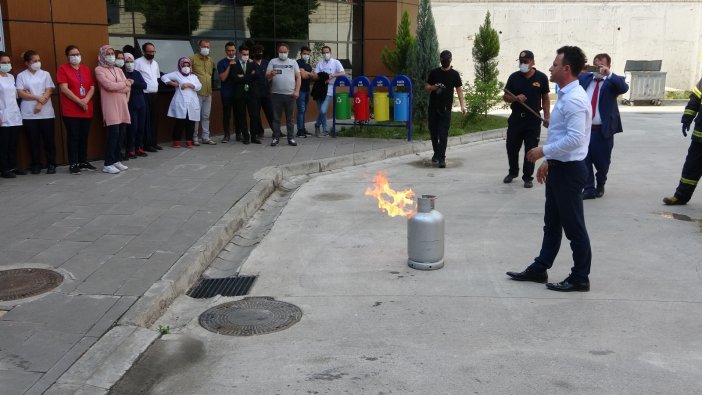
top-left (0, 268), bottom-right (64, 301)
top-left (199, 297), bottom-right (302, 336)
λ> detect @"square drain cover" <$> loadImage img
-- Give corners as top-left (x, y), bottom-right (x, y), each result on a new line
top-left (187, 276), bottom-right (257, 299)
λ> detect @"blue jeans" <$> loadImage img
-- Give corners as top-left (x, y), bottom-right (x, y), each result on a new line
top-left (315, 95), bottom-right (331, 133)
top-left (297, 90), bottom-right (310, 131)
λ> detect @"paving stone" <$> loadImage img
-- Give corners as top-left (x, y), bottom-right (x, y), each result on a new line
top-left (25, 336), bottom-right (98, 395)
top-left (58, 252), bottom-right (113, 286)
top-left (30, 241), bottom-right (90, 267)
top-left (0, 369), bottom-right (42, 395)
top-left (0, 328), bottom-right (82, 372)
top-left (76, 258), bottom-right (147, 295)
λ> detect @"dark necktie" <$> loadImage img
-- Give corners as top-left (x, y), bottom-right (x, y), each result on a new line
top-left (591, 78), bottom-right (602, 119)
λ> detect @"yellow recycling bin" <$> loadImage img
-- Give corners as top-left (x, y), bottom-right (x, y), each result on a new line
top-left (373, 92), bottom-right (389, 121)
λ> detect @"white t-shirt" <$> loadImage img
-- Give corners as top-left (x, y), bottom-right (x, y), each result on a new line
top-left (266, 58), bottom-right (300, 95)
top-left (314, 58), bottom-right (345, 96)
top-left (0, 74), bottom-right (22, 127)
top-left (16, 69), bottom-right (55, 120)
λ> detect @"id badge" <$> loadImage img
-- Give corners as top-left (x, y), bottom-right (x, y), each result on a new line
top-left (79, 86), bottom-right (86, 96)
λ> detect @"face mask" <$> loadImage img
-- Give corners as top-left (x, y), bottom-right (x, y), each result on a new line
top-left (227, 55), bottom-right (236, 60)
top-left (323, 53), bottom-right (331, 61)
top-left (69, 55), bottom-right (81, 65)
top-left (31, 62), bottom-right (42, 71)
top-left (104, 55), bottom-right (116, 65)
top-left (200, 48), bottom-right (209, 56)
top-left (240, 55), bottom-right (249, 62)
top-left (253, 53), bottom-right (263, 60)
top-left (593, 72), bottom-right (604, 80)
top-left (181, 66), bottom-right (191, 75)
top-left (115, 59), bottom-right (125, 68)
top-left (144, 54), bottom-right (154, 61)
top-left (0, 64), bottom-right (11, 73)
top-left (302, 54), bottom-right (310, 62)
top-left (440, 59), bottom-right (451, 68)
top-left (519, 63), bottom-right (530, 73)
top-left (278, 52), bottom-right (288, 60)
top-left (125, 62), bottom-right (135, 72)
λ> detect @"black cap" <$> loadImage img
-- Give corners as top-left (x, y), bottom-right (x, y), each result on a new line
top-left (440, 50), bottom-right (452, 60)
top-left (518, 50), bottom-right (534, 61)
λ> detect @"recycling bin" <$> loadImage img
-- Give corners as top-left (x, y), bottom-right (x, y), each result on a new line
top-left (353, 92), bottom-right (370, 121)
top-left (335, 92), bottom-right (350, 119)
top-left (394, 92), bottom-right (410, 121)
top-left (373, 92), bottom-right (390, 121)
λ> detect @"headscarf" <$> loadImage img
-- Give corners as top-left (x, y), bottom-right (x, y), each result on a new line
top-left (97, 44), bottom-right (114, 68)
top-left (124, 53), bottom-right (135, 62)
top-left (178, 57), bottom-right (191, 76)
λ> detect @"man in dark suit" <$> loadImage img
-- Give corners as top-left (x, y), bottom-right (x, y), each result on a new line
top-left (579, 53), bottom-right (628, 199)
top-left (231, 46), bottom-right (261, 144)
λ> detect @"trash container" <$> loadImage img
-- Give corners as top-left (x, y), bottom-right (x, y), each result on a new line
top-left (353, 92), bottom-right (370, 121)
top-left (335, 92), bottom-right (350, 119)
top-left (622, 60), bottom-right (666, 106)
top-left (373, 92), bottom-right (389, 121)
top-left (394, 92), bottom-right (410, 121)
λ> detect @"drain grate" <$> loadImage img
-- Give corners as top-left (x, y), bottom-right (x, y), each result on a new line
top-left (199, 297), bottom-right (302, 336)
top-left (187, 276), bottom-right (257, 299)
top-left (0, 268), bottom-right (64, 301)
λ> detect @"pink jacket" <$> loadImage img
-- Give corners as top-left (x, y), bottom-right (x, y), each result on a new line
top-left (95, 65), bottom-right (131, 126)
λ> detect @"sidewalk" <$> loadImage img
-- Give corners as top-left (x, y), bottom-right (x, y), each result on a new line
top-left (0, 125), bottom-right (505, 394)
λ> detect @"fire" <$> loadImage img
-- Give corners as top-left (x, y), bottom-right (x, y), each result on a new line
top-left (365, 171), bottom-right (416, 217)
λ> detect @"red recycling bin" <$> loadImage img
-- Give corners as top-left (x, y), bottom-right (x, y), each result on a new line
top-left (353, 92), bottom-right (370, 121)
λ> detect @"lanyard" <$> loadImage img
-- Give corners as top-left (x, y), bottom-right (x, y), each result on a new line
top-left (74, 67), bottom-right (85, 97)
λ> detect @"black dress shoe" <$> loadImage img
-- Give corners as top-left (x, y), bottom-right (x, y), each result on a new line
top-left (506, 269), bottom-right (548, 283)
top-left (46, 164), bottom-right (56, 174)
top-left (243, 140), bottom-right (250, 145)
top-left (251, 139), bottom-right (262, 144)
top-left (546, 278), bottom-right (590, 292)
top-left (153, 144), bottom-right (163, 150)
top-left (144, 146), bottom-right (158, 153)
top-left (582, 191), bottom-right (596, 200)
top-left (524, 180), bottom-right (533, 188)
top-left (1, 170), bottom-right (16, 178)
top-left (438, 160), bottom-right (446, 168)
top-left (503, 174), bottom-right (516, 183)
top-left (12, 168), bottom-right (27, 176)
top-left (595, 185), bottom-right (605, 198)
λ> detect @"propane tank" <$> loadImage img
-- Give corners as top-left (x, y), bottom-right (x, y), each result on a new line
top-left (407, 195), bottom-right (445, 270)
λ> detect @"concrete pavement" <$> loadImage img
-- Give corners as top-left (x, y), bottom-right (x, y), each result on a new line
top-left (110, 109), bottom-right (702, 394)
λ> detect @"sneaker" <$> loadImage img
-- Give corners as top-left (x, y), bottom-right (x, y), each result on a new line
top-left (503, 174), bottom-right (515, 183)
top-left (80, 162), bottom-right (97, 171)
top-left (288, 139), bottom-right (298, 146)
top-left (128, 151), bottom-right (137, 159)
top-left (46, 164), bottom-right (57, 174)
top-left (271, 138), bottom-right (279, 147)
top-left (203, 139), bottom-right (217, 145)
top-left (431, 155), bottom-right (439, 163)
top-left (153, 144), bottom-right (163, 150)
top-left (193, 139), bottom-right (201, 146)
top-left (322, 131), bottom-right (329, 137)
top-left (314, 125), bottom-right (320, 137)
top-left (11, 168), bottom-right (27, 175)
top-left (114, 162), bottom-right (128, 171)
top-left (663, 196), bottom-right (686, 205)
top-left (185, 141), bottom-right (194, 148)
top-left (30, 166), bottom-right (41, 175)
top-left (438, 160), bottom-right (446, 168)
top-left (145, 146), bottom-right (158, 153)
top-left (137, 149), bottom-right (148, 157)
top-left (524, 180), bottom-right (533, 188)
top-left (221, 136), bottom-right (229, 143)
top-left (173, 141), bottom-right (181, 148)
top-left (1, 170), bottom-right (16, 178)
top-left (102, 165), bottom-right (120, 174)
top-left (69, 164), bottom-right (81, 175)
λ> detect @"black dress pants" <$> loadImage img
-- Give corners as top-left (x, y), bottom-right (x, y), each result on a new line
top-left (24, 118), bottom-right (56, 169)
top-left (63, 117), bottom-right (91, 165)
top-left (506, 114), bottom-right (542, 181)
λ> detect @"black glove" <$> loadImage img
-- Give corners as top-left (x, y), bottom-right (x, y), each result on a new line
top-left (682, 122), bottom-right (690, 137)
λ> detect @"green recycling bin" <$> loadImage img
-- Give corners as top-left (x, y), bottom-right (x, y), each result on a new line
top-left (335, 92), bottom-right (350, 120)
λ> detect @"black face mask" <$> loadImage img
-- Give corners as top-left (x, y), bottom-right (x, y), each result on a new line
top-left (253, 53), bottom-right (263, 60)
top-left (144, 54), bottom-right (154, 61)
top-left (440, 59), bottom-right (451, 68)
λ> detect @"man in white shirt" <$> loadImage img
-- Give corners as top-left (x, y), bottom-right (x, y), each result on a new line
top-left (507, 46), bottom-right (593, 292)
top-left (313, 46), bottom-right (345, 136)
top-left (134, 42), bottom-right (162, 151)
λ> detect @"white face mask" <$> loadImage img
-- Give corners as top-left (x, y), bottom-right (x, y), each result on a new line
top-left (240, 55), bottom-right (249, 62)
top-left (200, 47), bottom-right (210, 56)
top-left (227, 55), bottom-right (236, 60)
top-left (302, 54), bottom-right (310, 62)
top-left (69, 55), bottom-right (81, 65)
top-left (181, 66), bottom-right (191, 75)
top-left (519, 63), bottom-right (530, 73)
top-left (278, 52), bottom-right (288, 60)
top-left (104, 55), bottom-right (116, 65)
top-left (323, 53), bottom-right (332, 61)
top-left (0, 64), bottom-right (11, 73)
top-left (125, 62), bottom-right (135, 72)
top-left (115, 59), bottom-right (125, 68)
top-left (593, 72), bottom-right (605, 80)
top-left (30, 61), bottom-right (42, 71)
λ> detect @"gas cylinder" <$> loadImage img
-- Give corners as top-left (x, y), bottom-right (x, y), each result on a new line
top-left (407, 195), bottom-right (444, 270)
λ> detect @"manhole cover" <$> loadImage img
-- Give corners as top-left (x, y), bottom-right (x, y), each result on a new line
top-left (0, 268), bottom-right (63, 301)
top-left (199, 297), bottom-right (302, 336)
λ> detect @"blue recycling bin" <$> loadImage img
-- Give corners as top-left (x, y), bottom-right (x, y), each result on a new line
top-left (394, 92), bottom-right (410, 121)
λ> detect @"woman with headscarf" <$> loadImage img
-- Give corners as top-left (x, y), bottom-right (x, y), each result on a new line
top-left (121, 52), bottom-right (147, 159)
top-left (94, 44), bottom-right (130, 174)
top-left (161, 57), bottom-right (201, 148)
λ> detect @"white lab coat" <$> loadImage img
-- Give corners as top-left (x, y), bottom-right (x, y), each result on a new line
top-left (161, 71), bottom-right (202, 120)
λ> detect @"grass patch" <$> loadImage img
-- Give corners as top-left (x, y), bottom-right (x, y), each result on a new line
top-left (665, 90), bottom-right (691, 100)
top-left (335, 113), bottom-right (507, 140)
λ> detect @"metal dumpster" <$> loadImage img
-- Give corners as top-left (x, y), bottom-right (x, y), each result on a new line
top-left (622, 60), bottom-right (666, 106)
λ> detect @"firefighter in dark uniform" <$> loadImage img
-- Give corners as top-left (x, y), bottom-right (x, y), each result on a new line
top-left (663, 77), bottom-right (702, 205)
top-left (502, 50), bottom-right (550, 188)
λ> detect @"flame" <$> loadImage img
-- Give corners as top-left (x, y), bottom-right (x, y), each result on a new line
top-left (365, 171), bottom-right (416, 217)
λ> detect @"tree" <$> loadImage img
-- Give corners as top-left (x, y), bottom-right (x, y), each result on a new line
top-left (128, 0), bottom-right (203, 35)
top-left (408, 0), bottom-right (439, 126)
top-left (464, 11), bottom-right (504, 118)
top-left (381, 10), bottom-right (415, 76)
top-left (247, 0), bottom-right (320, 41)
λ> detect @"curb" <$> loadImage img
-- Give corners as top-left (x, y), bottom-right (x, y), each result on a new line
top-left (47, 128), bottom-right (506, 394)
